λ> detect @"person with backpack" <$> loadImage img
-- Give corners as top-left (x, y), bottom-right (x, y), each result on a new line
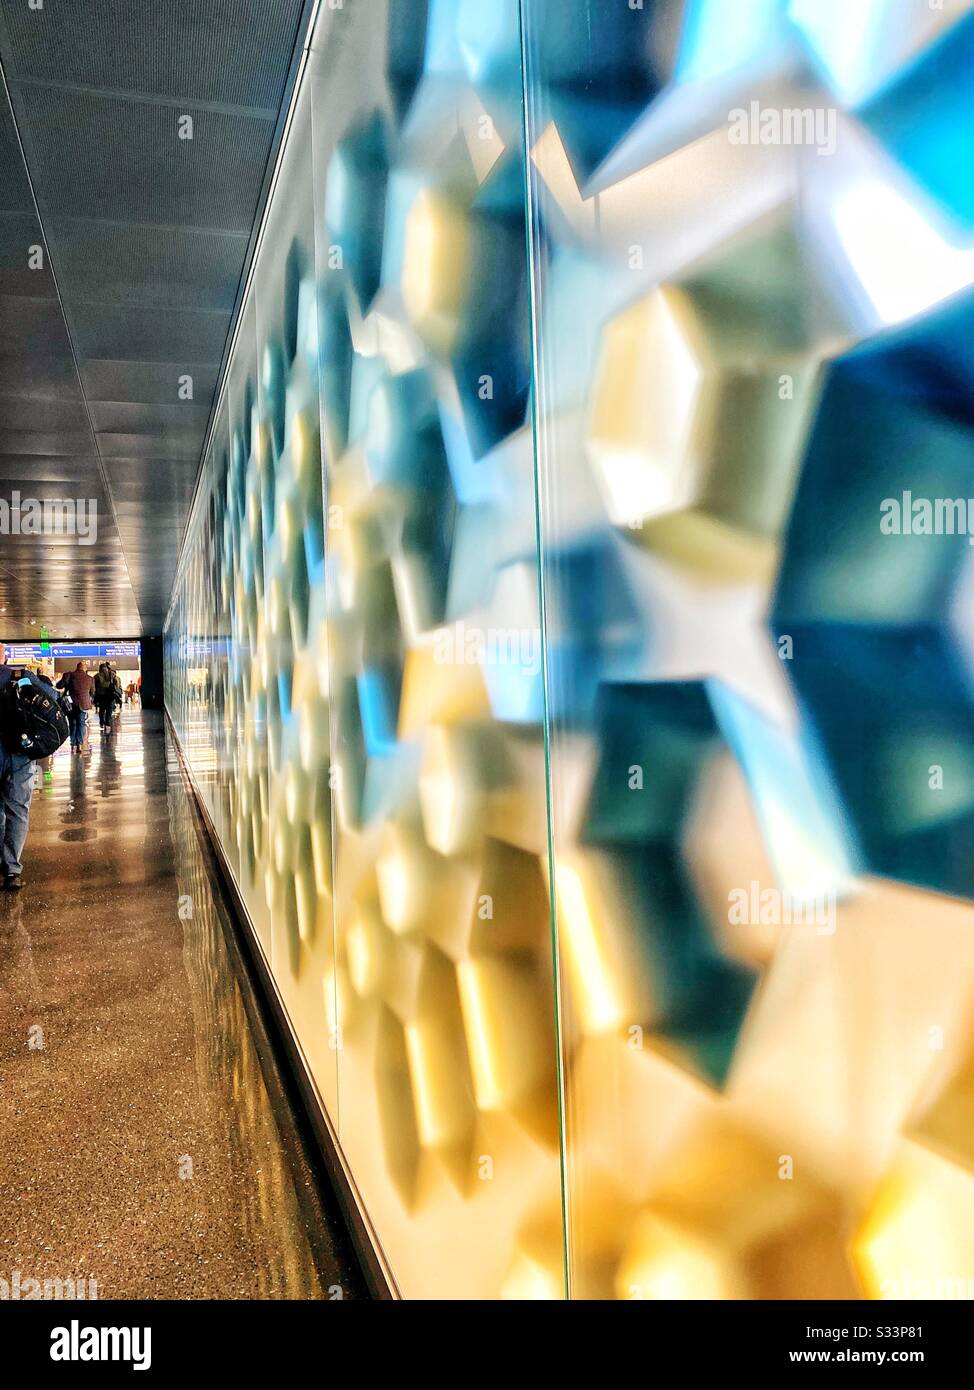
top-left (93, 662), bottom-right (122, 732)
top-left (58, 661), bottom-right (95, 751)
top-left (0, 641), bottom-right (69, 890)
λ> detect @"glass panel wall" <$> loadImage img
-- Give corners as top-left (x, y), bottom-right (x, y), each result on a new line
top-left (166, 0), bottom-right (974, 1300)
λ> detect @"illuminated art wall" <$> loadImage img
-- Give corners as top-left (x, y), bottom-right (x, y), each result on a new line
top-left (166, 0), bottom-right (974, 1299)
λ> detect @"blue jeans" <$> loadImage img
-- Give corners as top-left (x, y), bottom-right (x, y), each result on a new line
top-left (0, 749), bottom-right (35, 877)
top-left (69, 706), bottom-right (88, 746)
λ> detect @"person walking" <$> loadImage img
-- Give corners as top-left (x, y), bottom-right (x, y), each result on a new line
top-left (93, 662), bottom-right (116, 732)
top-left (58, 662), bottom-right (94, 751)
top-left (107, 664), bottom-right (123, 725)
top-left (0, 642), bottom-right (49, 889)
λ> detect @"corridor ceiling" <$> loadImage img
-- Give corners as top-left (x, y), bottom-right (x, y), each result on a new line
top-left (0, 0), bottom-right (311, 638)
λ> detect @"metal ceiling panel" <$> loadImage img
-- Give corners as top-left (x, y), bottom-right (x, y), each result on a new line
top-left (96, 433), bottom-right (204, 460)
top-left (67, 301), bottom-right (232, 363)
top-left (0, 455), bottom-right (96, 482)
top-left (0, 0), bottom-right (305, 108)
top-left (0, 428), bottom-right (95, 456)
top-left (13, 85), bottom-right (277, 230)
top-left (80, 359), bottom-right (220, 405)
top-left (104, 469), bottom-right (197, 503)
top-left (47, 219), bottom-right (249, 309)
top-left (87, 401), bottom-right (212, 435)
top-left (0, 97), bottom-right (31, 209)
top-left (0, 351), bottom-right (82, 399)
top-left (0, 396), bottom-right (90, 431)
top-left (0, 294), bottom-right (73, 353)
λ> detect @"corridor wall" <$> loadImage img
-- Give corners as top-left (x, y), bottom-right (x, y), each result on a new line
top-left (166, 0), bottom-right (974, 1299)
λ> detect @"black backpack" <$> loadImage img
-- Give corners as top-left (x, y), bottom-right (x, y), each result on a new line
top-left (1, 669), bottom-right (70, 758)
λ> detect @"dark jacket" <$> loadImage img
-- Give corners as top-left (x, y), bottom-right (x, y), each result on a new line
top-left (93, 669), bottom-right (122, 707)
top-left (60, 668), bottom-right (94, 710)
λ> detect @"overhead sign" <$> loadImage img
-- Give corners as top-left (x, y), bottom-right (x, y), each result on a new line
top-left (4, 641), bottom-right (142, 662)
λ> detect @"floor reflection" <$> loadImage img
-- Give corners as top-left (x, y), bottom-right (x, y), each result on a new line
top-left (0, 709), bottom-right (365, 1299)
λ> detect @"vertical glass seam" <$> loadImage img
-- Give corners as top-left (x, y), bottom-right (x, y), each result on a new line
top-left (517, 0), bottom-right (573, 1304)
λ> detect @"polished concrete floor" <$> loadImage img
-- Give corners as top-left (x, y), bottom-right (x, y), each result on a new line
top-left (0, 708), bottom-right (366, 1299)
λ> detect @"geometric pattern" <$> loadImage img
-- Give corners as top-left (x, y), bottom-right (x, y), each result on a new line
top-left (166, 0), bottom-right (974, 1298)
